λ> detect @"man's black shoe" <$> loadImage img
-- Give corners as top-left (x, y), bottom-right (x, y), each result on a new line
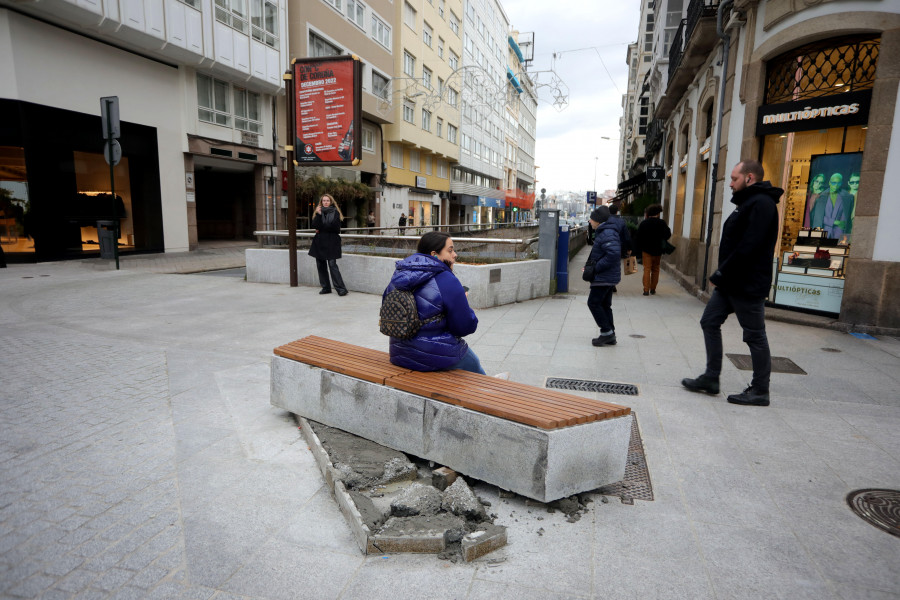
top-left (681, 374), bottom-right (720, 394)
top-left (592, 333), bottom-right (617, 347)
top-left (727, 387), bottom-right (770, 406)
top-left (319, 289), bottom-right (332, 294)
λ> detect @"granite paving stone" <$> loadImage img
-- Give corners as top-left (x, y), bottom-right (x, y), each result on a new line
top-left (0, 244), bottom-right (897, 599)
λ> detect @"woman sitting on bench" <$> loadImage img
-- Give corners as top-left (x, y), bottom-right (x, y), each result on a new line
top-left (383, 231), bottom-right (484, 374)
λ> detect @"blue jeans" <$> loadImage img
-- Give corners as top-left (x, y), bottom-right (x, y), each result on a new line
top-left (450, 347), bottom-right (486, 375)
top-left (701, 287), bottom-right (771, 391)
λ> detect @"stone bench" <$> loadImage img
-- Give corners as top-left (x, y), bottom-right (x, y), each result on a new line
top-left (270, 335), bottom-right (633, 503)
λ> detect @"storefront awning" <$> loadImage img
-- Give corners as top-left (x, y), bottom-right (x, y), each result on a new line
top-left (616, 172), bottom-right (647, 196)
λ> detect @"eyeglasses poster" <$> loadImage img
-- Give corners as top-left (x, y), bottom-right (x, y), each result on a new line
top-left (802, 152), bottom-right (862, 242)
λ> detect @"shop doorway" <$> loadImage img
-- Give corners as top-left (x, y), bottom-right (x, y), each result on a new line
top-left (194, 158), bottom-right (256, 241)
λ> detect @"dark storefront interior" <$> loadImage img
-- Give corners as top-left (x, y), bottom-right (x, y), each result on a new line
top-left (0, 100), bottom-right (164, 262)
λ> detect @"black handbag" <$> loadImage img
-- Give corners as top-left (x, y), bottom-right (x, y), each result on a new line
top-left (662, 240), bottom-right (676, 255)
top-left (582, 260), bottom-right (595, 282)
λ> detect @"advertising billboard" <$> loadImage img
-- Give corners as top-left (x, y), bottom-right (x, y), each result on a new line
top-left (293, 56), bottom-right (362, 166)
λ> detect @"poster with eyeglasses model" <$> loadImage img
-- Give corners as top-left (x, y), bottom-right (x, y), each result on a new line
top-left (803, 152), bottom-right (863, 241)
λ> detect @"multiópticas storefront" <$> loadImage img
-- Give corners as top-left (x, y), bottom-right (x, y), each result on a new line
top-left (758, 35), bottom-right (878, 317)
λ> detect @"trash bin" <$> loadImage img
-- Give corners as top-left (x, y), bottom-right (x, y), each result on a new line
top-left (97, 220), bottom-right (117, 259)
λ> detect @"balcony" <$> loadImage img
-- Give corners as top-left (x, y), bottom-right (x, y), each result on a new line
top-left (644, 118), bottom-right (665, 157)
top-left (656, 0), bottom-right (720, 120)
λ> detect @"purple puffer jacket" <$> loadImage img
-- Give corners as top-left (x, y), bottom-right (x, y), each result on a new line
top-left (382, 253), bottom-right (478, 371)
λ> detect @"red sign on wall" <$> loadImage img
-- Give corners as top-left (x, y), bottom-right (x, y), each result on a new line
top-left (293, 56), bottom-right (362, 166)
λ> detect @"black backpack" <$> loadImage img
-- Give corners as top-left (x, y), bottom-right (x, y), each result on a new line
top-left (379, 288), bottom-right (443, 339)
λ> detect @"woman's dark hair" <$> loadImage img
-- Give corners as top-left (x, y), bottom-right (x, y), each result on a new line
top-left (417, 231), bottom-right (451, 255)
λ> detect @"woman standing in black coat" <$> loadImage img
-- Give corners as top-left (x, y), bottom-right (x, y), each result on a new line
top-left (309, 194), bottom-right (348, 296)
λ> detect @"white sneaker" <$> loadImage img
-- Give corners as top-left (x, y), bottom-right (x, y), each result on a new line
top-left (493, 372), bottom-right (510, 380)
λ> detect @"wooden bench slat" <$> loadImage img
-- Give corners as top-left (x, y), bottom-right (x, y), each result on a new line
top-left (386, 378), bottom-right (561, 429)
top-left (274, 336), bottom-right (631, 430)
top-left (387, 373), bottom-right (594, 426)
top-left (388, 378), bottom-right (567, 428)
top-left (412, 370), bottom-right (630, 419)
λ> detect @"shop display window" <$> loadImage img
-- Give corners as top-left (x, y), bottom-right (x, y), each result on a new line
top-left (72, 151), bottom-right (135, 251)
top-left (762, 125), bottom-right (866, 315)
top-left (0, 146), bottom-right (34, 255)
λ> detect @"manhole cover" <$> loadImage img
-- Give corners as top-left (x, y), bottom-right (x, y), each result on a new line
top-left (847, 489), bottom-right (900, 537)
top-left (726, 354), bottom-right (807, 375)
top-left (597, 415), bottom-right (653, 503)
top-left (629, 334), bottom-right (646, 339)
top-left (545, 378), bottom-right (638, 395)
top-left (821, 347), bottom-right (842, 353)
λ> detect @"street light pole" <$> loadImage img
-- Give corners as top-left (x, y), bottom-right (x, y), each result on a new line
top-left (593, 156), bottom-right (598, 193)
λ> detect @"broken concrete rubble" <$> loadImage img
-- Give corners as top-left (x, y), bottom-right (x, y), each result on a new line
top-left (390, 482), bottom-right (443, 517)
top-left (302, 419), bottom-right (506, 561)
top-left (441, 477), bottom-right (488, 522)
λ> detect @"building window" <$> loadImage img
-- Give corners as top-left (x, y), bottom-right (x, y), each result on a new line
top-left (461, 133), bottom-right (470, 152)
top-left (403, 99), bottom-right (415, 123)
top-left (422, 109), bottom-right (432, 131)
top-left (425, 156), bottom-right (432, 175)
top-left (423, 22), bottom-right (433, 47)
top-left (439, 0), bottom-right (444, 18)
top-left (446, 87), bottom-right (458, 106)
top-left (438, 37), bottom-right (444, 58)
top-left (250, 0), bottom-right (278, 47)
top-left (372, 71), bottom-right (390, 100)
top-left (323, 0), bottom-right (342, 11)
top-left (371, 14), bottom-right (391, 48)
top-left (438, 160), bottom-right (448, 178)
top-left (436, 117), bottom-right (443, 138)
top-left (403, 51), bottom-right (416, 77)
top-left (362, 125), bottom-right (375, 152)
top-left (197, 74), bottom-right (231, 126)
top-left (310, 32), bottom-right (341, 57)
top-left (422, 66), bottom-right (432, 90)
top-left (404, 1), bottom-right (416, 30)
top-left (233, 87), bottom-right (261, 133)
top-left (410, 149), bottom-right (420, 172)
top-left (347, 0), bottom-right (365, 29)
top-left (447, 124), bottom-right (457, 143)
top-left (214, 0), bottom-right (248, 34)
top-left (449, 51), bottom-right (459, 71)
top-left (390, 143), bottom-right (403, 168)
top-left (449, 11), bottom-right (459, 35)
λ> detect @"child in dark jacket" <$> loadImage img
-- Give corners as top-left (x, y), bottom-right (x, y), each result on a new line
top-left (585, 206), bottom-right (621, 347)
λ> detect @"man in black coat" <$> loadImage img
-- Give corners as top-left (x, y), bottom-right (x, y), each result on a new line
top-left (682, 159), bottom-right (783, 406)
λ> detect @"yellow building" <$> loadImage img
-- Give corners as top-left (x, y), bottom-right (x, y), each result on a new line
top-left (382, 0), bottom-right (463, 227)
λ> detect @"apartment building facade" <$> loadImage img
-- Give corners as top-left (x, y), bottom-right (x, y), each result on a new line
top-left (449, 0), bottom-right (507, 226)
top-left (625, 0), bottom-right (900, 330)
top-left (0, 0), bottom-right (287, 261)
top-left (378, 0), bottom-right (463, 229)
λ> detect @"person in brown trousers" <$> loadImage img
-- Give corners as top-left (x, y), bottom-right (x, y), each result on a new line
top-left (634, 204), bottom-right (671, 295)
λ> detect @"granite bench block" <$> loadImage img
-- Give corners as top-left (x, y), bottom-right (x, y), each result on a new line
top-left (271, 356), bottom-right (632, 503)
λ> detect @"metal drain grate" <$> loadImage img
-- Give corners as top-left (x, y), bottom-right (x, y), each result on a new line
top-left (597, 415), bottom-right (653, 504)
top-left (847, 489), bottom-right (900, 538)
top-left (727, 353), bottom-right (807, 375)
top-left (545, 377), bottom-right (639, 395)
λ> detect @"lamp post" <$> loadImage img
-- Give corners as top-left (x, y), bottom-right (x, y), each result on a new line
top-left (593, 156), bottom-right (598, 194)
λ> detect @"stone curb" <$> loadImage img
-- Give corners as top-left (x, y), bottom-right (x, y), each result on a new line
top-left (295, 415), bottom-right (506, 560)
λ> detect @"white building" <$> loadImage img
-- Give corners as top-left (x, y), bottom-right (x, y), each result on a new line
top-left (0, 0), bottom-right (286, 261)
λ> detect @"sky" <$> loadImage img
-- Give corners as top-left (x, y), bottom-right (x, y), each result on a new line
top-left (500, 0), bottom-right (641, 196)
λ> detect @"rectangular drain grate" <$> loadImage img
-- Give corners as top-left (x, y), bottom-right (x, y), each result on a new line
top-left (726, 353), bottom-right (807, 375)
top-left (545, 377), bottom-right (639, 395)
top-left (597, 414), bottom-right (653, 503)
